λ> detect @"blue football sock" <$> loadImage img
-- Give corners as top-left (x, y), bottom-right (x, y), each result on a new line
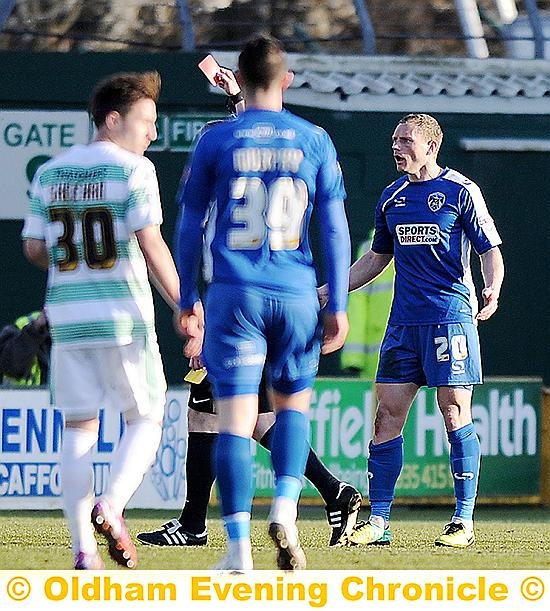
top-left (275, 476), bottom-right (303, 503)
top-left (224, 512), bottom-right (251, 541)
top-left (270, 410), bottom-right (309, 502)
top-left (215, 433), bottom-right (253, 518)
top-left (368, 436), bottom-right (404, 523)
top-left (448, 423), bottom-right (480, 522)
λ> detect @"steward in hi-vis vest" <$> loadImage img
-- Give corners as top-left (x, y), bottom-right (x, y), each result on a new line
top-left (341, 232), bottom-right (394, 379)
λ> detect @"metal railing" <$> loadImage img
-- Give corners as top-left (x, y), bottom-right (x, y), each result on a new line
top-left (1, 0), bottom-right (548, 59)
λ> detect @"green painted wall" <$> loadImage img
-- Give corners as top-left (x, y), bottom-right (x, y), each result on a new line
top-left (1, 52), bottom-right (548, 385)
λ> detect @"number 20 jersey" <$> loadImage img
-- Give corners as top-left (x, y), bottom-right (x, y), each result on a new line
top-left (372, 168), bottom-right (502, 325)
top-left (177, 109), bottom-right (346, 308)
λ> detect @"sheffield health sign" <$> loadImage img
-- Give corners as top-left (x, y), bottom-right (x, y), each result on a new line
top-left (0, 378), bottom-right (542, 509)
top-left (254, 377), bottom-right (542, 500)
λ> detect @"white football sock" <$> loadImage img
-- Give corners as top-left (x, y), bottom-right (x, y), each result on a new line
top-left (60, 427), bottom-right (98, 555)
top-left (269, 496), bottom-right (298, 527)
top-left (104, 419), bottom-right (162, 514)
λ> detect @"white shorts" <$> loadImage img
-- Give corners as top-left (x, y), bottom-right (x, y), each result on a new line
top-left (51, 337), bottom-right (167, 423)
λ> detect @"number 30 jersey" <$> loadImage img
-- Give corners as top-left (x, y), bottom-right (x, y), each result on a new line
top-left (22, 141), bottom-right (161, 347)
top-left (372, 168), bottom-right (502, 325)
top-left (177, 109), bottom-right (348, 313)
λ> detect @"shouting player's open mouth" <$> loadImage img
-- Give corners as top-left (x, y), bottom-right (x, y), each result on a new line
top-left (394, 154), bottom-right (406, 169)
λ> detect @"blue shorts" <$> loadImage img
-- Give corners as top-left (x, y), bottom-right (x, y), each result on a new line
top-left (188, 369), bottom-right (272, 414)
top-left (376, 323), bottom-right (482, 388)
top-left (202, 283), bottom-right (321, 398)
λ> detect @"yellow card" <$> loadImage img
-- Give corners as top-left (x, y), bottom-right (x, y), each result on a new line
top-left (184, 368), bottom-right (208, 384)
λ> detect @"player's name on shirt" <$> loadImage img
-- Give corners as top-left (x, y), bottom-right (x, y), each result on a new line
top-left (233, 148), bottom-right (303, 173)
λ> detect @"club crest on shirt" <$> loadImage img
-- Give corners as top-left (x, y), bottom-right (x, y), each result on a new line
top-left (427, 192), bottom-right (445, 212)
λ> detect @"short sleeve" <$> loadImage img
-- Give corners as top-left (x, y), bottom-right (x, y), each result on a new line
top-left (22, 171), bottom-right (48, 240)
top-left (459, 183), bottom-right (501, 255)
top-left (126, 157), bottom-right (163, 231)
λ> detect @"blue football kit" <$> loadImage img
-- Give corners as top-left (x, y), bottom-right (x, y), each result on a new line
top-left (366, 167), bottom-right (502, 534)
top-left (372, 167), bottom-right (502, 387)
top-left (177, 108), bottom-right (350, 396)
top-left (177, 107), bottom-right (350, 549)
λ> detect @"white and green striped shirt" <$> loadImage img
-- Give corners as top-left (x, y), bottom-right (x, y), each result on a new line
top-left (22, 141), bottom-right (163, 348)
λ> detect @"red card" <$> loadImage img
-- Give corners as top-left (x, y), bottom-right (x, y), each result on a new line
top-left (198, 54), bottom-right (221, 86)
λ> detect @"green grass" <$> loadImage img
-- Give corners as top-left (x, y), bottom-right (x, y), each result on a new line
top-left (1, 505), bottom-right (550, 570)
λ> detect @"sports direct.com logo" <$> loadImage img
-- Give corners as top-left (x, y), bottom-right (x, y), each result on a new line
top-left (396, 223), bottom-right (440, 245)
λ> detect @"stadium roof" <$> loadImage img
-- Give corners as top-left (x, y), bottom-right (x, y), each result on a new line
top-left (214, 52), bottom-right (550, 114)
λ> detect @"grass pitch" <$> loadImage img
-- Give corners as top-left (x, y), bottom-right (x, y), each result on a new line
top-left (1, 505), bottom-right (549, 571)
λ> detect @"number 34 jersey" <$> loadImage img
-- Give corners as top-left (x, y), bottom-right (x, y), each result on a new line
top-left (22, 141), bottom-right (161, 347)
top-left (372, 168), bottom-right (502, 326)
top-left (177, 109), bottom-right (346, 307)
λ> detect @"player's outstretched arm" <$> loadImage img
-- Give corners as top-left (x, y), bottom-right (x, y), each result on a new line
top-left (318, 250), bottom-right (394, 307)
top-left (476, 246), bottom-right (504, 321)
top-left (349, 250), bottom-right (393, 292)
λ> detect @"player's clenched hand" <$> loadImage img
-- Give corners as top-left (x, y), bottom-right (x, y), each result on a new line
top-left (476, 287), bottom-right (499, 321)
top-left (175, 301), bottom-right (204, 358)
top-left (321, 311), bottom-right (349, 355)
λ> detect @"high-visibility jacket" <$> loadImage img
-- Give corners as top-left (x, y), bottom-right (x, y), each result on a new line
top-left (341, 237), bottom-right (394, 379)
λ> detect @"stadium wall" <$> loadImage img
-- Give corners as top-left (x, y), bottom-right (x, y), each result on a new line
top-left (0, 51), bottom-right (548, 387)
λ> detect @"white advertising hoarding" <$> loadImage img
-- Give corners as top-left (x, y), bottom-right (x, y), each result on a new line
top-left (0, 388), bottom-right (188, 509)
